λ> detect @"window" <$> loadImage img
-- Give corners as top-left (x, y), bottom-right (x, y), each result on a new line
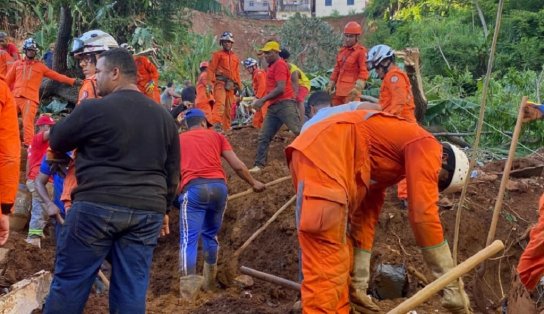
top-left (347, 0), bottom-right (354, 4)
top-left (263, 0), bottom-right (269, 5)
top-left (249, 1), bottom-right (254, 6)
top-left (325, 0), bottom-right (332, 6)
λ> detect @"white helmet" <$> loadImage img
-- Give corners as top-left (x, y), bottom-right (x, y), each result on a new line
top-left (219, 31), bottom-right (234, 43)
top-left (72, 30), bottom-right (118, 57)
top-left (440, 142), bottom-right (469, 194)
top-left (367, 44), bottom-right (394, 70)
top-left (242, 57), bottom-right (258, 68)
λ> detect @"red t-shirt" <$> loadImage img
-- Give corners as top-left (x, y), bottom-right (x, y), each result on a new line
top-left (27, 132), bottom-right (49, 180)
top-left (266, 58), bottom-right (294, 105)
top-left (179, 128), bottom-right (233, 189)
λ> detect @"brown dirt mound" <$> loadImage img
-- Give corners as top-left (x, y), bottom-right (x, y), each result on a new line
top-left (7, 126), bottom-right (544, 313)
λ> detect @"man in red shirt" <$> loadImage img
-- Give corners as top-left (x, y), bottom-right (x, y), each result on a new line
top-left (25, 114), bottom-right (55, 247)
top-left (178, 108), bottom-right (264, 300)
top-left (249, 41), bottom-right (302, 172)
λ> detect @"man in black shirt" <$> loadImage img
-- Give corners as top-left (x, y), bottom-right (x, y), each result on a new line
top-left (44, 48), bottom-right (180, 314)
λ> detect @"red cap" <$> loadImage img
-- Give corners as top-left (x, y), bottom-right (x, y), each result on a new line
top-left (36, 115), bottom-right (55, 126)
top-left (199, 61), bottom-right (209, 68)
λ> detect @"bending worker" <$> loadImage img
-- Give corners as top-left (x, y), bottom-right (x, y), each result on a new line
top-left (242, 57), bottom-right (267, 128)
top-left (327, 21), bottom-right (368, 106)
top-left (287, 99), bottom-right (471, 313)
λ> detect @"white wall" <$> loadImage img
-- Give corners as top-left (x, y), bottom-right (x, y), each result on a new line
top-left (315, 0), bottom-right (366, 17)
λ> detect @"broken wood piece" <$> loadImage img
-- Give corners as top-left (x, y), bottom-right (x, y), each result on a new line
top-left (240, 266), bottom-right (300, 291)
top-left (0, 270), bottom-right (51, 314)
top-left (387, 240), bottom-right (504, 314)
top-left (228, 176), bottom-right (292, 201)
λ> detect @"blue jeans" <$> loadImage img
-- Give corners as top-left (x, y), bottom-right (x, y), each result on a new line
top-left (179, 180), bottom-right (228, 276)
top-left (44, 201), bottom-right (164, 314)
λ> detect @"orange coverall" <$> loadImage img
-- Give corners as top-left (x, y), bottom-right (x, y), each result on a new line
top-left (134, 55), bottom-right (160, 103)
top-left (0, 75), bottom-right (21, 213)
top-left (0, 50), bottom-right (11, 76)
top-left (77, 76), bottom-right (97, 105)
top-left (330, 43), bottom-right (369, 106)
top-left (207, 49), bottom-right (242, 130)
top-left (6, 59), bottom-right (75, 146)
top-left (195, 71), bottom-right (215, 121)
top-left (379, 64), bottom-right (417, 200)
top-left (251, 68), bottom-right (268, 128)
top-left (517, 193), bottom-right (544, 291)
top-left (286, 112), bottom-right (371, 314)
top-left (350, 111), bottom-right (444, 250)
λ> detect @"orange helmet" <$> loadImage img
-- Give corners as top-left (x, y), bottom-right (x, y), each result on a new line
top-left (344, 21), bottom-right (362, 35)
top-left (199, 61), bottom-right (209, 68)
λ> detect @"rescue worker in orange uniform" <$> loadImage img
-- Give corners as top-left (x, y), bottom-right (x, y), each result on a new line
top-left (242, 57), bottom-right (267, 128)
top-left (0, 50), bottom-right (11, 76)
top-left (6, 38), bottom-right (79, 147)
top-left (327, 22), bottom-right (369, 106)
top-left (195, 61), bottom-right (215, 122)
top-left (0, 72), bottom-right (21, 246)
top-left (207, 32), bottom-right (242, 131)
top-left (58, 30), bottom-right (119, 211)
top-left (291, 93), bottom-right (472, 313)
top-left (121, 43), bottom-right (160, 103)
top-left (517, 102), bottom-right (544, 293)
top-left (366, 44), bottom-right (417, 205)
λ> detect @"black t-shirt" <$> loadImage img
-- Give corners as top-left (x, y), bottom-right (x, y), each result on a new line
top-left (50, 89), bottom-right (180, 213)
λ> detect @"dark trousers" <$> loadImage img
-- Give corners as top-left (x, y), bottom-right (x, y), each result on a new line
top-left (254, 100), bottom-right (301, 167)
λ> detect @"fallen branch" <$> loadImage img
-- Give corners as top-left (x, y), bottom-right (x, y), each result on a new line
top-left (240, 266), bottom-right (301, 291)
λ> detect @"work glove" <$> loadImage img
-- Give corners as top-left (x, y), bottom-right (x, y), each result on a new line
top-left (146, 80), bottom-right (156, 94)
top-left (74, 78), bottom-right (83, 86)
top-left (206, 83), bottom-right (213, 95)
top-left (252, 98), bottom-right (265, 109)
top-left (326, 81), bottom-right (336, 94)
top-left (523, 101), bottom-right (544, 123)
top-left (350, 288), bottom-right (381, 314)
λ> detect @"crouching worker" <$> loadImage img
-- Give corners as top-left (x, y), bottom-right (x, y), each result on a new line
top-left (178, 108), bottom-right (265, 301)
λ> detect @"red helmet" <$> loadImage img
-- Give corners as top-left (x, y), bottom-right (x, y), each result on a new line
top-left (199, 61), bottom-right (209, 68)
top-left (344, 22), bottom-right (362, 35)
top-left (36, 115), bottom-right (55, 126)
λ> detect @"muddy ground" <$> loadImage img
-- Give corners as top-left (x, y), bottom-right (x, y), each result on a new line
top-left (4, 126), bottom-right (543, 313)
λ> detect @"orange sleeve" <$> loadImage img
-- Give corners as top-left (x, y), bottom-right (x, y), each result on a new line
top-left (233, 55), bottom-right (242, 87)
top-left (330, 49), bottom-right (342, 82)
top-left (518, 198), bottom-right (544, 291)
top-left (255, 70), bottom-right (267, 98)
top-left (0, 52), bottom-right (8, 77)
top-left (5, 60), bottom-right (17, 88)
top-left (42, 63), bottom-right (75, 86)
top-left (357, 47), bottom-right (369, 81)
top-left (0, 79), bottom-right (21, 213)
top-left (207, 52), bottom-right (219, 84)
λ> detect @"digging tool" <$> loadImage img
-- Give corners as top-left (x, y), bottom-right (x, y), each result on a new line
top-left (219, 195), bottom-right (296, 286)
top-left (387, 240), bottom-right (504, 314)
top-left (54, 213), bottom-right (111, 289)
top-left (240, 266), bottom-right (300, 291)
top-left (227, 176), bottom-right (291, 202)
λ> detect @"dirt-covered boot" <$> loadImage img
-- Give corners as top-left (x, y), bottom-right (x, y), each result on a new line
top-left (25, 236), bottom-right (41, 249)
top-left (421, 242), bottom-right (473, 314)
top-left (202, 262), bottom-right (217, 291)
top-left (179, 275), bottom-right (204, 302)
top-left (350, 248), bottom-right (381, 314)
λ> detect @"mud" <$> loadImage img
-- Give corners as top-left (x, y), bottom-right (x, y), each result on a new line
top-left (6, 126), bottom-right (544, 314)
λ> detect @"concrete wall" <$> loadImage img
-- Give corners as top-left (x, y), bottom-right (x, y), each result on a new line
top-left (243, 0), bottom-right (272, 12)
top-left (277, 11), bottom-right (312, 20)
top-left (315, 0), bottom-right (367, 17)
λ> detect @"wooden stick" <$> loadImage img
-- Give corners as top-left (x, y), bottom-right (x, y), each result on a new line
top-left (240, 266), bottom-right (301, 291)
top-left (453, 0), bottom-right (506, 265)
top-left (234, 195), bottom-right (296, 257)
top-left (55, 214), bottom-right (110, 288)
top-left (387, 240), bottom-right (505, 314)
top-left (228, 176), bottom-right (291, 201)
top-left (486, 96), bottom-right (527, 246)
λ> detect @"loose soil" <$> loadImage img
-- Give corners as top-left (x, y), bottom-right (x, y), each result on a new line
top-left (5, 126), bottom-right (543, 313)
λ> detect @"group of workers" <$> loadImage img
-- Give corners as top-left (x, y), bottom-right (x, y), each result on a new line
top-left (0, 18), bottom-right (542, 314)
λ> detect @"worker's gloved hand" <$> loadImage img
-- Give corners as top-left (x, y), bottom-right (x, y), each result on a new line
top-left (74, 78), bottom-right (83, 86)
top-left (252, 180), bottom-right (265, 192)
top-left (355, 79), bottom-right (366, 91)
top-left (252, 98), bottom-right (265, 109)
top-left (45, 202), bottom-right (60, 217)
top-left (523, 101), bottom-right (544, 123)
top-left (347, 88), bottom-right (362, 102)
top-left (326, 81), bottom-right (336, 94)
top-left (350, 288), bottom-right (381, 314)
top-left (146, 80), bottom-right (155, 94)
top-left (206, 84), bottom-right (213, 95)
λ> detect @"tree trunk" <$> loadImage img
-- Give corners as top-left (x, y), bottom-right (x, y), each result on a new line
top-left (53, 5), bottom-right (72, 73)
